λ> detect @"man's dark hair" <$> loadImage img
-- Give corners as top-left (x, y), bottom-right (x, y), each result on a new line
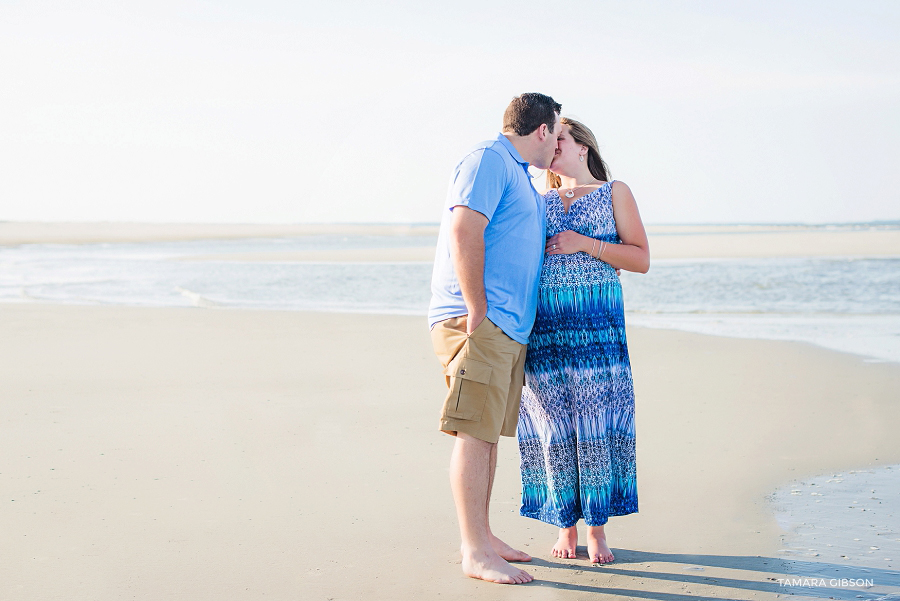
top-left (502, 93), bottom-right (562, 136)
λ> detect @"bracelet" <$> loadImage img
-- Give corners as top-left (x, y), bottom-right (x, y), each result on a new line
top-left (598, 241), bottom-right (607, 260)
top-left (590, 239), bottom-right (597, 258)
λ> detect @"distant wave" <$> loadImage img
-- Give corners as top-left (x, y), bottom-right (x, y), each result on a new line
top-left (2, 237), bottom-right (898, 363)
top-left (175, 287), bottom-right (220, 308)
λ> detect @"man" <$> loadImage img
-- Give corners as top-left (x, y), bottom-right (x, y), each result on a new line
top-left (428, 93), bottom-right (561, 585)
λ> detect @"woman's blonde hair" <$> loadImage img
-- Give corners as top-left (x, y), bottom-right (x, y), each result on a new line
top-left (547, 117), bottom-right (610, 188)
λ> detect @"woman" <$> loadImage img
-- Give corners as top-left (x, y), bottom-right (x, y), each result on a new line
top-left (518, 117), bottom-right (649, 564)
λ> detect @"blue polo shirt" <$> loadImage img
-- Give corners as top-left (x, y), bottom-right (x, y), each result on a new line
top-left (428, 133), bottom-right (545, 344)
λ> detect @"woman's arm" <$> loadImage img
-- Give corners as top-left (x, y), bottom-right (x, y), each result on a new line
top-left (603, 181), bottom-right (650, 273)
top-left (544, 181), bottom-right (650, 273)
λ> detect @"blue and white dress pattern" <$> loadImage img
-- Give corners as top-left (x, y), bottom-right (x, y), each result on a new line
top-left (518, 181), bottom-right (638, 528)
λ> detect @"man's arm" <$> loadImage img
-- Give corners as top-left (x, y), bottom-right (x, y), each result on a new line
top-left (449, 206), bottom-right (489, 334)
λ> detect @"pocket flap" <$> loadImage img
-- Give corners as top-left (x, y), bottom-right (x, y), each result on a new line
top-left (443, 357), bottom-right (492, 385)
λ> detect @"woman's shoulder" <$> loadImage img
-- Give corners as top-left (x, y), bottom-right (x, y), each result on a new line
top-left (609, 180), bottom-right (638, 206)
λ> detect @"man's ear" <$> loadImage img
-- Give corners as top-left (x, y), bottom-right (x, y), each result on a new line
top-left (538, 123), bottom-right (548, 140)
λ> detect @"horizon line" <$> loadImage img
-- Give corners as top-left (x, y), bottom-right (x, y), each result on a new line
top-left (2, 219), bottom-right (900, 228)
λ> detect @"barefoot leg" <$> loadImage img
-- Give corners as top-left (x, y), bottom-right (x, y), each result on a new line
top-left (551, 526), bottom-right (578, 559)
top-left (450, 433), bottom-right (534, 584)
top-left (489, 534), bottom-right (532, 563)
top-left (484, 442), bottom-right (532, 562)
top-left (586, 525), bottom-right (614, 564)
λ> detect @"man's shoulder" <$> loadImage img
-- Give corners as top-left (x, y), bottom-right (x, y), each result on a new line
top-left (470, 136), bottom-right (508, 155)
top-left (455, 138), bottom-right (513, 172)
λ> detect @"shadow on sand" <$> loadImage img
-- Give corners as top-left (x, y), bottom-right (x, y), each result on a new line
top-left (521, 548), bottom-right (900, 601)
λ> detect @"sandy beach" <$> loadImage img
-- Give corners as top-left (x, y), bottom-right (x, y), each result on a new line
top-left (2, 222), bottom-right (898, 261)
top-left (2, 223), bottom-right (899, 599)
top-left (171, 225), bottom-right (898, 262)
top-left (2, 303), bottom-right (899, 600)
top-left (0, 222), bottom-right (440, 247)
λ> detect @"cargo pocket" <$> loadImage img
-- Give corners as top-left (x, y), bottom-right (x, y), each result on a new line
top-left (442, 357), bottom-right (492, 421)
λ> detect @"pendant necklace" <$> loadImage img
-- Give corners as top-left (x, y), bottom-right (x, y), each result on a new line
top-left (563, 179), bottom-right (598, 199)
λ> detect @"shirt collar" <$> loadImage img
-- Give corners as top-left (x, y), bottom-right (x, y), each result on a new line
top-left (495, 133), bottom-right (529, 169)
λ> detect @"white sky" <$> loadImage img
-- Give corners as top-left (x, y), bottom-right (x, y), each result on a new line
top-left (2, 0), bottom-right (898, 224)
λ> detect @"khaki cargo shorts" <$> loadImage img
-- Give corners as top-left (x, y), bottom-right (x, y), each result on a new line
top-left (430, 315), bottom-right (527, 444)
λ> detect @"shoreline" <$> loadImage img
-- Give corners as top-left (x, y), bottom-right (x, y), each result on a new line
top-left (2, 304), bottom-right (899, 599)
top-left (3, 297), bottom-right (899, 366)
top-left (0, 222), bottom-right (441, 246)
top-left (2, 221), bottom-right (898, 259)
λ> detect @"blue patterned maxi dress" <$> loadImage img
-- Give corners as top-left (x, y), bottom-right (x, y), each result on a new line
top-left (518, 182), bottom-right (638, 528)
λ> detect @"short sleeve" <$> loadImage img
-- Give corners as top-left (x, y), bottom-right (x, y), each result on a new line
top-left (448, 148), bottom-right (507, 221)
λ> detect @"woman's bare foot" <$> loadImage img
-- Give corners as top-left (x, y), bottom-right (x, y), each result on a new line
top-left (461, 547), bottom-right (534, 584)
top-left (551, 526), bottom-right (578, 559)
top-left (586, 525), bottom-right (614, 564)
top-left (489, 534), bottom-right (532, 562)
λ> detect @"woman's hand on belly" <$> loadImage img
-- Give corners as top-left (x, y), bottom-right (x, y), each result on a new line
top-left (545, 230), bottom-right (591, 256)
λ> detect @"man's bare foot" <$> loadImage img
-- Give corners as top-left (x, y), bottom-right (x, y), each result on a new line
top-left (461, 547), bottom-right (534, 584)
top-left (489, 534), bottom-right (532, 562)
top-left (551, 526), bottom-right (578, 559)
top-left (586, 525), bottom-right (614, 564)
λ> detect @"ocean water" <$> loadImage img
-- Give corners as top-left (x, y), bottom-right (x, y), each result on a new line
top-left (0, 236), bottom-right (436, 313)
top-left (2, 235), bottom-right (898, 362)
top-left (618, 257), bottom-right (900, 363)
top-left (769, 466), bottom-right (900, 600)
